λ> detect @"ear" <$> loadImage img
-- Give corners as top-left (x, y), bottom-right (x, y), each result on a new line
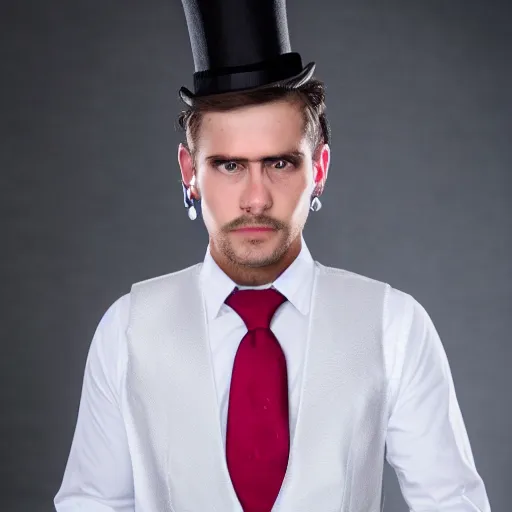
top-left (178, 143), bottom-right (194, 185)
top-left (178, 143), bottom-right (200, 199)
top-left (313, 143), bottom-right (330, 194)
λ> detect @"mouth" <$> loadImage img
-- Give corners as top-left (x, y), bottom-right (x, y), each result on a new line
top-left (232, 226), bottom-right (276, 233)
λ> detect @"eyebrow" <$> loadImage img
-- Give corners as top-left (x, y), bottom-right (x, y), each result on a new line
top-left (204, 151), bottom-right (305, 164)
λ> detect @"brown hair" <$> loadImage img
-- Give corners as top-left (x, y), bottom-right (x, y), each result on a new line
top-left (176, 79), bottom-right (330, 159)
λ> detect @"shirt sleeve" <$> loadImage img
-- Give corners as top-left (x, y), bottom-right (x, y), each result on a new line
top-left (54, 293), bottom-right (134, 511)
top-left (384, 287), bottom-right (491, 511)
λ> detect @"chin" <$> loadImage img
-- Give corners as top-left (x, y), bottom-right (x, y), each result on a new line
top-left (225, 231), bottom-right (288, 268)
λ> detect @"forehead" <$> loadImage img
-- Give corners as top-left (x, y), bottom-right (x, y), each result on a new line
top-left (195, 99), bottom-right (307, 157)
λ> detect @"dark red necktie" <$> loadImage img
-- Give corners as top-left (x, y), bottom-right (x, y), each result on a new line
top-left (224, 288), bottom-right (290, 512)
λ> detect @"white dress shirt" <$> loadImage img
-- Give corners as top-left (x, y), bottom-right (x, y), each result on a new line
top-left (54, 238), bottom-right (491, 511)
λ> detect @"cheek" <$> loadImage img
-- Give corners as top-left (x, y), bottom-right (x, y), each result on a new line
top-left (291, 173), bottom-right (316, 213)
top-left (283, 172), bottom-right (312, 204)
top-left (199, 173), bottom-right (234, 223)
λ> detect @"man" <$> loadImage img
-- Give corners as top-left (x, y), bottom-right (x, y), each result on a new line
top-left (54, 0), bottom-right (491, 510)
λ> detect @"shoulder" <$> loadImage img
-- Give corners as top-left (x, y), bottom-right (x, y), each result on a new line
top-left (91, 292), bottom-right (132, 349)
top-left (314, 261), bottom-right (394, 308)
top-left (315, 261), bottom-right (388, 288)
top-left (86, 263), bottom-right (204, 392)
top-left (382, 284), bottom-right (435, 342)
top-left (314, 262), bottom-right (436, 349)
top-left (312, 261), bottom-right (432, 350)
top-left (99, 292), bottom-right (131, 329)
top-left (314, 260), bottom-right (431, 319)
top-left (130, 262), bottom-right (202, 291)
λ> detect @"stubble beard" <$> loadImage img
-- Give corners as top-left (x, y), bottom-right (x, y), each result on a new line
top-left (216, 227), bottom-right (292, 269)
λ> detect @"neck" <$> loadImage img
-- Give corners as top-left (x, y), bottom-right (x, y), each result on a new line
top-left (210, 235), bottom-right (302, 287)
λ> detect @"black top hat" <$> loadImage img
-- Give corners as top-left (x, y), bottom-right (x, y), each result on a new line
top-left (179, 0), bottom-right (316, 105)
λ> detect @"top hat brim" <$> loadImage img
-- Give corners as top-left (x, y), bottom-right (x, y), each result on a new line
top-left (178, 61), bottom-right (316, 107)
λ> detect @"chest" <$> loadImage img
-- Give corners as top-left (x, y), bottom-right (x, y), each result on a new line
top-left (123, 263), bottom-right (390, 511)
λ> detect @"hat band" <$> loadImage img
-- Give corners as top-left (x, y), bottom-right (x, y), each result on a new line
top-left (192, 52), bottom-right (304, 96)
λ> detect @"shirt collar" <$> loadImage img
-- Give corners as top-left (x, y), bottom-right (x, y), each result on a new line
top-left (199, 235), bottom-right (315, 321)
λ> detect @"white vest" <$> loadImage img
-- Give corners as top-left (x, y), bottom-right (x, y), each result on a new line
top-left (124, 261), bottom-right (389, 511)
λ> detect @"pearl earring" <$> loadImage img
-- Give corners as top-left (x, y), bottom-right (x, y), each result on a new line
top-left (310, 195), bottom-right (322, 212)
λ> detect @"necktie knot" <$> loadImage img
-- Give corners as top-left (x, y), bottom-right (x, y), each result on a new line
top-left (225, 288), bottom-right (287, 331)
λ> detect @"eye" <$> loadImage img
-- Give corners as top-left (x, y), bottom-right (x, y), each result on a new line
top-left (272, 160), bottom-right (290, 170)
top-left (223, 161), bottom-right (238, 172)
top-left (212, 160), bottom-right (239, 172)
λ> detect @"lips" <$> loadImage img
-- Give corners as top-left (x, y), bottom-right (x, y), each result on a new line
top-left (233, 227), bottom-right (275, 232)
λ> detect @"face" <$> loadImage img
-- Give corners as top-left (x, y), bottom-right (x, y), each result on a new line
top-left (179, 98), bottom-right (329, 269)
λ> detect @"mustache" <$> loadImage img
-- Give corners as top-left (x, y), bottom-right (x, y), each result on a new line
top-left (223, 215), bottom-right (286, 232)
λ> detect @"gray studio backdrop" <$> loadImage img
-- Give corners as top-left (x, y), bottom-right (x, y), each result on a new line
top-left (1, 1), bottom-right (510, 510)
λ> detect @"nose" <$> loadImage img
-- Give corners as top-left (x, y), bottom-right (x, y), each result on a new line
top-left (239, 166), bottom-right (272, 214)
